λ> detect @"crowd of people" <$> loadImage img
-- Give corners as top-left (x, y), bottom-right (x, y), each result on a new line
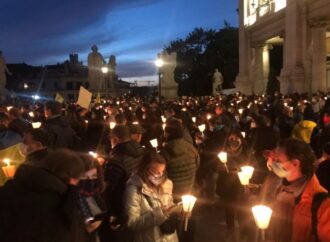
top-left (0, 90), bottom-right (330, 242)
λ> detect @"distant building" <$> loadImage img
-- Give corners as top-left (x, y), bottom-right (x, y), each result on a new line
top-left (7, 54), bottom-right (131, 100)
top-left (236, 0), bottom-right (330, 94)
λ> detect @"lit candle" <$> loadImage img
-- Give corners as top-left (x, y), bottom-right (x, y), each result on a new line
top-left (88, 151), bottom-right (98, 158)
top-left (161, 115), bottom-right (166, 123)
top-left (109, 122), bottom-right (116, 130)
top-left (6, 106), bottom-right (13, 111)
top-left (241, 166), bottom-right (254, 179)
top-left (238, 171), bottom-right (250, 185)
top-left (29, 112), bottom-right (35, 118)
top-left (238, 108), bottom-right (244, 115)
top-left (2, 158), bottom-right (16, 178)
top-left (132, 121), bottom-right (139, 125)
top-left (251, 205), bottom-right (273, 230)
top-left (198, 124), bottom-right (206, 133)
top-left (207, 114), bottom-right (212, 120)
top-left (85, 120), bottom-right (89, 124)
top-left (181, 195), bottom-right (197, 231)
top-left (192, 117), bottom-right (196, 123)
top-left (241, 131), bottom-right (246, 138)
top-left (217, 152), bottom-right (227, 163)
top-left (162, 123), bottom-right (166, 131)
top-left (32, 122), bottom-right (41, 129)
top-left (150, 139), bottom-right (158, 149)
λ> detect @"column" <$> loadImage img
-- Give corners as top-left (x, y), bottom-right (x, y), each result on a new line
top-left (279, 0), bottom-right (305, 93)
top-left (311, 23), bottom-right (327, 92)
top-left (253, 45), bottom-right (266, 94)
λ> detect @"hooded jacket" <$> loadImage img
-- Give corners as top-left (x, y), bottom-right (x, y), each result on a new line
top-left (291, 120), bottom-right (317, 144)
top-left (125, 173), bottom-right (179, 242)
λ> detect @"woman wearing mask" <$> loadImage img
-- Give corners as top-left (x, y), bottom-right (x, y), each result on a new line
top-left (125, 151), bottom-right (180, 242)
top-left (77, 154), bottom-right (106, 242)
top-left (216, 130), bottom-right (250, 241)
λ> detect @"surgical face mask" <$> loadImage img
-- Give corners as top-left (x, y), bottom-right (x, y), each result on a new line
top-left (271, 161), bottom-right (291, 178)
top-left (78, 179), bottom-right (99, 196)
top-left (148, 174), bottom-right (164, 187)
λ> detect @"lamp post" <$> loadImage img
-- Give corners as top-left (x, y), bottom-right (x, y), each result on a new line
top-left (155, 57), bottom-right (164, 100)
top-left (101, 66), bottom-right (109, 99)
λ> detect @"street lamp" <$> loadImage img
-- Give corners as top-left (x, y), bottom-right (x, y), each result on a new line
top-left (101, 66), bottom-right (109, 98)
top-left (155, 57), bottom-right (164, 99)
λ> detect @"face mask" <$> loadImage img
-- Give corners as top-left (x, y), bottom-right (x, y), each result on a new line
top-left (148, 174), bottom-right (164, 186)
top-left (78, 179), bottom-right (99, 196)
top-left (271, 162), bottom-right (291, 178)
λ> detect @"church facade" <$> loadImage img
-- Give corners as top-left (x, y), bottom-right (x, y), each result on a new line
top-left (235, 0), bottom-right (330, 94)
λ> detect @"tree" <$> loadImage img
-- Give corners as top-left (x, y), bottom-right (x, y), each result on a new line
top-left (163, 23), bottom-right (238, 96)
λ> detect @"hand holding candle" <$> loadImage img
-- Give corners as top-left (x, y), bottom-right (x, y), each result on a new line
top-left (218, 152), bottom-right (229, 173)
top-left (181, 195), bottom-right (197, 231)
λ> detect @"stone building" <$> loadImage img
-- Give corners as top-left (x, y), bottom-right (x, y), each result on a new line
top-left (235, 0), bottom-right (330, 94)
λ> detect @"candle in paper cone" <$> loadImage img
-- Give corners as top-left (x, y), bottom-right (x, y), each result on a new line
top-left (241, 131), bottom-right (246, 138)
top-left (192, 117), bottom-right (196, 123)
top-left (238, 108), bottom-right (244, 115)
top-left (252, 205), bottom-right (272, 229)
top-left (6, 106), bottom-right (13, 111)
top-left (150, 139), bottom-right (158, 148)
top-left (32, 122), bottom-right (41, 129)
top-left (109, 122), bottom-right (116, 130)
top-left (161, 115), bottom-right (166, 123)
top-left (207, 114), bottom-right (212, 120)
top-left (241, 166), bottom-right (254, 179)
top-left (29, 112), bottom-right (35, 118)
top-left (217, 152), bottom-right (227, 163)
top-left (182, 195), bottom-right (197, 212)
top-left (198, 124), bottom-right (206, 133)
top-left (162, 123), bottom-right (166, 130)
top-left (88, 151), bottom-right (98, 158)
top-left (238, 171), bottom-right (250, 185)
top-left (132, 121), bottom-right (139, 125)
top-left (2, 158), bottom-right (16, 178)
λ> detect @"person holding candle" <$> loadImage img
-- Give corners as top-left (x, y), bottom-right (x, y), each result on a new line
top-left (125, 151), bottom-right (180, 242)
top-left (266, 138), bottom-right (330, 242)
top-left (0, 149), bottom-right (87, 242)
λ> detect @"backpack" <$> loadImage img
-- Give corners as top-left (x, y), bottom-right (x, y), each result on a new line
top-left (311, 192), bottom-right (330, 242)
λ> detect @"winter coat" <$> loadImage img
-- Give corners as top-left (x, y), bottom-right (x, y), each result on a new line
top-left (161, 138), bottom-right (199, 198)
top-left (125, 173), bottom-right (179, 242)
top-left (104, 141), bottom-right (145, 217)
top-left (0, 164), bottom-right (86, 242)
top-left (0, 126), bottom-right (22, 150)
top-left (269, 175), bottom-right (330, 242)
top-left (42, 115), bottom-right (80, 150)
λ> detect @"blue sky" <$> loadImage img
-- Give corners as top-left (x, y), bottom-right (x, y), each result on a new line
top-left (0, 0), bottom-right (238, 82)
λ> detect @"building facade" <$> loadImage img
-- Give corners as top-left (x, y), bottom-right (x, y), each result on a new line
top-left (235, 0), bottom-right (330, 94)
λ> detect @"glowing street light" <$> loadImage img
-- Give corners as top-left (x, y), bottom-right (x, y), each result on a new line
top-left (101, 66), bottom-right (109, 74)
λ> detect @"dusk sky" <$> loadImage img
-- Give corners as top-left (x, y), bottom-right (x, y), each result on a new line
top-left (0, 0), bottom-right (238, 83)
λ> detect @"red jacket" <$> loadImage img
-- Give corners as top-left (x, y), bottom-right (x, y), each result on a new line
top-left (292, 175), bottom-right (330, 242)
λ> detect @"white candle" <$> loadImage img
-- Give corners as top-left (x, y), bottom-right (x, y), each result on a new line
top-left (238, 171), bottom-right (250, 185)
top-left (162, 123), bottom-right (166, 131)
top-left (198, 124), bottom-right (206, 133)
top-left (32, 122), bottom-right (41, 129)
top-left (150, 139), bottom-right (158, 149)
top-left (207, 114), bottom-right (212, 120)
top-left (217, 152), bottom-right (227, 163)
top-left (241, 166), bottom-right (254, 179)
top-left (251, 205), bottom-right (273, 230)
top-left (241, 131), bottom-right (246, 138)
top-left (192, 117), bottom-right (196, 123)
top-left (238, 108), bottom-right (244, 115)
top-left (109, 122), bottom-right (116, 130)
top-left (161, 115), bottom-right (166, 123)
top-left (29, 112), bottom-right (35, 118)
top-left (182, 195), bottom-right (197, 231)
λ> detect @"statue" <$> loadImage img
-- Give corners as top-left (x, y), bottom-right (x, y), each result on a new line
top-left (159, 52), bottom-right (178, 98)
top-left (212, 68), bottom-right (223, 95)
top-left (108, 55), bottom-right (117, 90)
top-left (87, 45), bottom-right (105, 92)
top-left (0, 51), bottom-right (12, 102)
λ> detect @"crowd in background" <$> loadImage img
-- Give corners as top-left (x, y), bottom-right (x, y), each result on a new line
top-left (1, 90), bottom-right (330, 242)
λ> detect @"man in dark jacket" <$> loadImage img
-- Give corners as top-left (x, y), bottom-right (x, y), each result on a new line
top-left (8, 107), bottom-right (31, 137)
top-left (162, 118), bottom-right (200, 201)
top-left (22, 128), bottom-right (49, 166)
top-left (104, 125), bottom-right (144, 218)
top-left (43, 101), bottom-right (80, 150)
top-left (0, 149), bottom-right (86, 242)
